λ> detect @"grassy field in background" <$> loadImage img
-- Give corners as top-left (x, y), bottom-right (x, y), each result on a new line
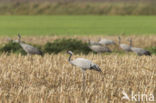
top-left (0, 16), bottom-right (156, 36)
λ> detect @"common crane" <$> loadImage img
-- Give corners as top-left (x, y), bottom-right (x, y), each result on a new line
top-left (118, 36), bottom-right (132, 52)
top-left (131, 47), bottom-right (151, 56)
top-left (67, 51), bottom-right (102, 72)
top-left (129, 39), bottom-right (151, 56)
top-left (67, 51), bottom-right (102, 92)
top-left (16, 34), bottom-right (43, 56)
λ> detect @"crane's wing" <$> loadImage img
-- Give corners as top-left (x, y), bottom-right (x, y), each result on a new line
top-left (131, 47), bottom-right (151, 56)
top-left (120, 44), bottom-right (131, 51)
top-left (99, 39), bottom-right (115, 45)
top-left (20, 43), bottom-right (43, 55)
top-left (90, 63), bottom-right (102, 72)
top-left (71, 58), bottom-right (92, 69)
top-left (89, 45), bottom-right (111, 53)
top-left (71, 58), bottom-right (102, 72)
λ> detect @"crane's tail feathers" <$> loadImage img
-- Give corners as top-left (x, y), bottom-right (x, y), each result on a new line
top-left (145, 51), bottom-right (151, 56)
top-left (39, 51), bottom-right (44, 56)
top-left (90, 65), bottom-right (103, 73)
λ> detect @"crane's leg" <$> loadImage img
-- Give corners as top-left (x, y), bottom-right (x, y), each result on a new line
top-left (28, 54), bottom-right (33, 64)
top-left (82, 70), bottom-right (85, 91)
top-left (82, 69), bottom-right (86, 101)
top-left (91, 52), bottom-right (95, 61)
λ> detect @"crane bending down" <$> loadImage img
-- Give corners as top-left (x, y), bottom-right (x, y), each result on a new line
top-left (17, 34), bottom-right (43, 56)
top-left (131, 47), bottom-right (151, 56)
top-left (67, 50), bottom-right (102, 93)
top-left (129, 38), bottom-right (151, 56)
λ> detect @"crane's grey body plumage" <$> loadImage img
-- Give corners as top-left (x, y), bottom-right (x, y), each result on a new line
top-left (19, 42), bottom-right (43, 55)
top-left (99, 39), bottom-right (116, 45)
top-left (67, 51), bottom-right (102, 72)
top-left (17, 34), bottom-right (43, 56)
top-left (128, 38), bottom-right (151, 56)
top-left (67, 50), bottom-right (102, 94)
top-left (70, 58), bottom-right (101, 72)
top-left (88, 40), bottom-right (111, 53)
top-left (89, 45), bottom-right (111, 53)
top-left (119, 44), bottom-right (132, 52)
top-left (131, 47), bottom-right (151, 56)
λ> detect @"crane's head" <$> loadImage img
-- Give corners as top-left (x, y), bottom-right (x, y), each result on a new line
top-left (118, 36), bottom-right (121, 45)
top-left (67, 50), bottom-right (73, 55)
top-left (118, 36), bottom-right (121, 40)
top-left (17, 33), bottom-right (22, 43)
top-left (18, 33), bottom-right (21, 39)
top-left (7, 38), bottom-right (12, 42)
top-left (88, 40), bottom-right (91, 45)
top-left (127, 38), bottom-right (132, 42)
top-left (128, 38), bottom-right (132, 47)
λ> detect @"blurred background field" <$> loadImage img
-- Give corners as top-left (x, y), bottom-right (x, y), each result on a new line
top-left (0, 0), bottom-right (156, 15)
top-left (0, 0), bottom-right (156, 36)
top-left (0, 16), bottom-right (156, 35)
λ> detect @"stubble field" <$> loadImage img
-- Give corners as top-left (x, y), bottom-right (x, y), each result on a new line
top-left (0, 36), bottom-right (155, 103)
top-left (0, 53), bottom-right (155, 103)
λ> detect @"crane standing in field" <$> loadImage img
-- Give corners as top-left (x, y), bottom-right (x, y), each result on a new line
top-left (67, 51), bottom-right (102, 72)
top-left (118, 36), bottom-right (132, 52)
top-left (17, 34), bottom-right (43, 56)
top-left (67, 50), bottom-right (102, 94)
top-left (129, 38), bottom-right (151, 56)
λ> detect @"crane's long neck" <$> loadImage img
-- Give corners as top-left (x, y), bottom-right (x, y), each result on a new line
top-left (129, 39), bottom-right (132, 47)
top-left (68, 53), bottom-right (72, 62)
top-left (18, 36), bottom-right (21, 44)
top-left (18, 36), bottom-right (25, 46)
top-left (118, 38), bottom-right (121, 45)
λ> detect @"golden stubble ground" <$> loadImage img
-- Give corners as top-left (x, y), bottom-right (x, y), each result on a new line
top-left (0, 53), bottom-right (155, 103)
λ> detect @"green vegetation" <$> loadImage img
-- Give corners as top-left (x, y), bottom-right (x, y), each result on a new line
top-left (43, 38), bottom-right (91, 54)
top-left (0, 16), bottom-right (156, 35)
top-left (0, 41), bottom-right (26, 55)
top-left (146, 47), bottom-right (156, 54)
top-left (0, 38), bottom-right (155, 55)
top-left (0, 39), bottom-right (91, 54)
top-left (0, 2), bottom-right (156, 15)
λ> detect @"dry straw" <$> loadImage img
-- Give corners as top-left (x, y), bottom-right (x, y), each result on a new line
top-left (0, 53), bottom-right (155, 103)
